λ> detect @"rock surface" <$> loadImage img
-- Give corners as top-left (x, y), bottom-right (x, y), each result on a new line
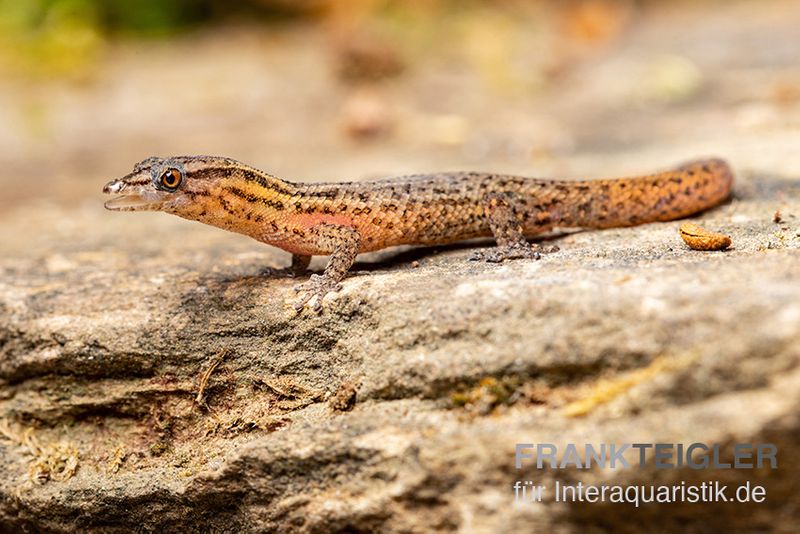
top-left (2, 170), bottom-right (800, 531)
top-left (2, 1), bottom-right (800, 531)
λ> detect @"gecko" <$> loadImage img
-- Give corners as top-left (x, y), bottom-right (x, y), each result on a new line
top-left (103, 156), bottom-right (733, 311)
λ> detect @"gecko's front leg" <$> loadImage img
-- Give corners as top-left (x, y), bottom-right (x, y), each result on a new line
top-left (292, 224), bottom-right (361, 312)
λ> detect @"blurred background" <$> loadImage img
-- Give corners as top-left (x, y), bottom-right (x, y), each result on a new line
top-left (0, 0), bottom-right (798, 255)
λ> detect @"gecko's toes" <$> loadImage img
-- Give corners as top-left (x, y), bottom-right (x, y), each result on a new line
top-left (532, 243), bottom-right (560, 254)
top-left (291, 274), bottom-right (343, 313)
top-left (469, 244), bottom-right (542, 263)
top-left (292, 293), bottom-right (312, 312)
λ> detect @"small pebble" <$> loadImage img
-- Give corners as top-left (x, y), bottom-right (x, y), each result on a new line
top-left (679, 222), bottom-right (731, 251)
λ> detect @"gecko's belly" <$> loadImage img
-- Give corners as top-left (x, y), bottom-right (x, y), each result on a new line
top-left (265, 221), bottom-right (493, 255)
top-left (355, 224), bottom-right (494, 252)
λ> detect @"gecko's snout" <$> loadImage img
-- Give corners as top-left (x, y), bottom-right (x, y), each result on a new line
top-left (103, 179), bottom-right (124, 194)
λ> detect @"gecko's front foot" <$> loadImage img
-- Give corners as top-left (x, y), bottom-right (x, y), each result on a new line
top-left (292, 274), bottom-right (343, 312)
top-left (469, 243), bottom-right (542, 263)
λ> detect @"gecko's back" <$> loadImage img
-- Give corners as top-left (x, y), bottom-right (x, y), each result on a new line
top-left (297, 158), bottom-right (733, 251)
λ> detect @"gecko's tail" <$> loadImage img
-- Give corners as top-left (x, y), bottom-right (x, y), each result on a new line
top-left (572, 158), bottom-right (734, 229)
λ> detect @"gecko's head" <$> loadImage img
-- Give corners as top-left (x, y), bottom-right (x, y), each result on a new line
top-left (102, 156), bottom-right (230, 212)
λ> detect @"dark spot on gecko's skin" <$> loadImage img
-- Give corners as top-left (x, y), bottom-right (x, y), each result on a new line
top-left (654, 194), bottom-right (675, 210)
top-left (293, 228), bottom-right (306, 237)
top-left (218, 197), bottom-right (235, 215)
top-left (702, 164), bottom-right (710, 173)
top-left (271, 222), bottom-right (279, 231)
top-left (553, 184), bottom-right (570, 195)
top-left (182, 192), bottom-right (209, 209)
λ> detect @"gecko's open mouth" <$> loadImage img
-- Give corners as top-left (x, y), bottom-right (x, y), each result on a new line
top-left (104, 193), bottom-right (171, 211)
top-left (103, 194), bottom-right (162, 211)
top-left (102, 179), bottom-right (170, 211)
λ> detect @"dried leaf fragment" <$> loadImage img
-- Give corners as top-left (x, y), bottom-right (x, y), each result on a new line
top-left (329, 381), bottom-right (358, 412)
top-left (679, 222), bottom-right (731, 251)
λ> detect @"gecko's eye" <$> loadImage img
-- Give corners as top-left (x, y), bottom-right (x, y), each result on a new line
top-left (159, 168), bottom-right (183, 191)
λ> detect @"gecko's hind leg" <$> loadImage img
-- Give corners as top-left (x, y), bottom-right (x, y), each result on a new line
top-left (469, 193), bottom-right (543, 263)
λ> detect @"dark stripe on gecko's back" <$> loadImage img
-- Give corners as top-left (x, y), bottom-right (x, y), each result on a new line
top-left (224, 185), bottom-right (285, 210)
top-left (302, 188), bottom-right (340, 199)
top-left (189, 165), bottom-right (296, 197)
top-left (178, 155), bottom-right (240, 166)
top-left (244, 172), bottom-right (295, 196)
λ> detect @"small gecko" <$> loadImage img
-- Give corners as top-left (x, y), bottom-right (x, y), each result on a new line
top-left (103, 156), bottom-right (733, 311)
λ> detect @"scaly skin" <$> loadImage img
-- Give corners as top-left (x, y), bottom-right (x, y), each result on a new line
top-left (103, 156), bottom-right (734, 311)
